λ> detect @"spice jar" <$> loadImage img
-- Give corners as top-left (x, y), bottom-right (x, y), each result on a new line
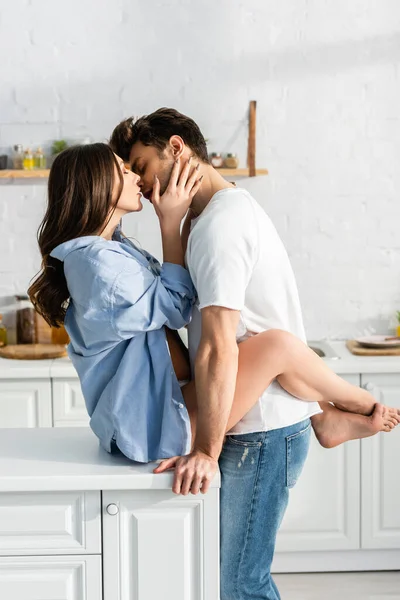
top-left (15, 295), bottom-right (36, 344)
top-left (224, 153), bottom-right (239, 169)
top-left (210, 152), bottom-right (224, 168)
top-left (23, 149), bottom-right (34, 170)
top-left (13, 145), bottom-right (24, 169)
top-left (34, 147), bottom-right (46, 169)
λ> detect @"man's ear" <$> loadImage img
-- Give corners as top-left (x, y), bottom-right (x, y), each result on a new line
top-left (169, 135), bottom-right (186, 159)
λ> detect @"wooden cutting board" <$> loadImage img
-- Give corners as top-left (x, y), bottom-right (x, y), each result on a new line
top-left (0, 344), bottom-right (67, 360)
top-left (346, 340), bottom-right (400, 356)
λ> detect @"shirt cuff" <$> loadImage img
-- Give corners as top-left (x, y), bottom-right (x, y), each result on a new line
top-left (161, 262), bottom-right (196, 298)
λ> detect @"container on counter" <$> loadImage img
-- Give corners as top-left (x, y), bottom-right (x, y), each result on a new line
top-left (23, 149), bottom-right (34, 170)
top-left (34, 147), bottom-right (46, 169)
top-left (15, 295), bottom-right (36, 344)
top-left (224, 153), bottom-right (239, 169)
top-left (210, 152), bottom-right (224, 168)
top-left (0, 314), bottom-right (7, 347)
top-left (13, 144), bottom-right (24, 169)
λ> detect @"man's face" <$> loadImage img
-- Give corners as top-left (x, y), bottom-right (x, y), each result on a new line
top-left (129, 141), bottom-right (174, 202)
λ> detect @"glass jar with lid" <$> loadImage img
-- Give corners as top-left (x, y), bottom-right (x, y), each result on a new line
top-left (210, 152), bottom-right (224, 168)
top-left (15, 295), bottom-right (36, 344)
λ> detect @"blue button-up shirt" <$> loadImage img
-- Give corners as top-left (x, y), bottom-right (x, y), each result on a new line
top-left (50, 227), bottom-right (196, 463)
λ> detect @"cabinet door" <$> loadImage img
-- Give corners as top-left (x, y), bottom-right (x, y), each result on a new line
top-left (0, 555), bottom-right (101, 600)
top-left (361, 373), bottom-right (400, 549)
top-left (0, 380), bottom-right (52, 427)
top-left (52, 379), bottom-right (90, 427)
top-left (102, 489), bottom-right (219, 600)
top-left (275, 375), bottom-right (361, 552)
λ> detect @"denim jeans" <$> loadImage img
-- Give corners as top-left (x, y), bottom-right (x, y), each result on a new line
top-left (219, 418), bottom-right (311, 600)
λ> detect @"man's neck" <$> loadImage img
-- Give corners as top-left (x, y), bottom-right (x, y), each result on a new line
top-left (190, 165), bottom-right (236, 217)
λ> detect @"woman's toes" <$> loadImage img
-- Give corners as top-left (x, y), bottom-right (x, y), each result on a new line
top-left (388, 407), bottom-right (400, 423)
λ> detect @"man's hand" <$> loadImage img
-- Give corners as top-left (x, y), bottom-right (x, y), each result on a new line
top-left (153, 450), bottom-right (218, 495)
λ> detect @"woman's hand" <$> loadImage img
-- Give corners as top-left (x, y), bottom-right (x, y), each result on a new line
top-left (152, 158), bottom-right (203, 226)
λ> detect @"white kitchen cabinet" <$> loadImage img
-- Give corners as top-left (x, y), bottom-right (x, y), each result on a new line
top-left (102, 489), bottom-right (220, 600)
top-left (276, 375), bottom-right (361, 552)
top-left (0, 555), bottom-right (102, 600)
top-left (0, 379), bottom-right (52, 427)
top-left (52, 379), bottom-right (89, 427)
top-left (361, 373), bottom-right (400, 549)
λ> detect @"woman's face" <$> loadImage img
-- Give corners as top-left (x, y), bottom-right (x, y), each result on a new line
top-left (113, 154), bottom-right (143, 213)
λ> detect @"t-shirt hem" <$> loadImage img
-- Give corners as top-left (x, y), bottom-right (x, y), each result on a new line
top-left (227, 407), bottom-right (323, 435)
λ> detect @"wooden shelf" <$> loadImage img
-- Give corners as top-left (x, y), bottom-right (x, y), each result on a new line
top-left (0, 170), bottom-right (50, 178)
top-left (216, 168), bottom-right (268, 177)
top-left (0, 168), bottom-right (268, 180)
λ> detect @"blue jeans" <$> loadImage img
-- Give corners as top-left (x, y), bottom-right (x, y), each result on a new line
top-left (219, 418), bottom-right (311, 600)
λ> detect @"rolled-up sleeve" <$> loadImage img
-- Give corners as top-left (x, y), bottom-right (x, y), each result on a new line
top-left (111, 261), bottom-right (196, 338)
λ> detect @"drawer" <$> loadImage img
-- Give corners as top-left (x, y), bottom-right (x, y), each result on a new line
top-left (0, 491), bottom-right (101, 555)
top-left (52, 379), bottom-right (90, 427)
top-left (0, 555), bottom-right (102, 600)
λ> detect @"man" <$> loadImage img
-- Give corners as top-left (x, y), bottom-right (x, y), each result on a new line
top-left (109, 108), bottom-right (388, 600)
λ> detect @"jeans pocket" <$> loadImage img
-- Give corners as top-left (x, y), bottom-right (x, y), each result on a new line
top-left (286, 422), bottom-right (311, 488)
top-left (225, 432), bottom-right (264, 448)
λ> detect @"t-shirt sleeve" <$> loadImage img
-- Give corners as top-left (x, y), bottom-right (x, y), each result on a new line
top-left (187, 196), bottom-right (257, 311)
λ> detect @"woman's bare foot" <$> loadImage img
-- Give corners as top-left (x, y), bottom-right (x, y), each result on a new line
top-left (333, 387), bottom-right (376, 417)
top-left (312, 403), bottom-right (399, 449)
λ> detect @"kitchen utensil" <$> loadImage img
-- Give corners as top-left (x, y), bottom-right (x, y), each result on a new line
top-left (354, 335), bottom-right (400, 349)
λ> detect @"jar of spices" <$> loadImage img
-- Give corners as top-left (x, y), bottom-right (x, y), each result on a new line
top-left (15, 295), bottom-right (36, 344)
top-left (224, 153), bottom-right (239, 169)
top-left (13, 145), bottom-right (24, 169)
top-left (210, 152), bottom-right (224, 168)
top-left (34, 147), bottom-right (46, 169)
top-left (23, 149), bottom-right (34, 170)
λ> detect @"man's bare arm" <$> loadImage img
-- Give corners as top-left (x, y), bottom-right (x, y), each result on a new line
top-left (193, 306), bottom-right (240, 459)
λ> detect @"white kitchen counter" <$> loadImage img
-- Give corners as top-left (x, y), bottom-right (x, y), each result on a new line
top-left (321, 341), bottom-right (400, 374)
top-left (0, 341), bottom-right (399, 378)
top-left (0, 427), bottom-right (221, 493)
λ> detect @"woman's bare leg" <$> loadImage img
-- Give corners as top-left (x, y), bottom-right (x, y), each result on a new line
top-left (181, 329), bottom-right (400, 448)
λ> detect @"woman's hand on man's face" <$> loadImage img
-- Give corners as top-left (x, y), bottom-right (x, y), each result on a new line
top-left (152, 158), bottom-right (203, 226)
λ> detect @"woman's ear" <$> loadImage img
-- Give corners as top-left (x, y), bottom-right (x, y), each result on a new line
top-left (169, 135), bottom-right (186, 159)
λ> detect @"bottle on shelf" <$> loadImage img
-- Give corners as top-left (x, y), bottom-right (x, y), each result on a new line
top-left (23, 149), bottom-right (34, 170)
top-left (13, 144), bottom-right (24, 169)
top-left (0, 314), bottom-right (7, 347)
top-left (34, 147), bottom-right (46, 169)
top-left (210, 152), bottom-right (224, 168)
top-left (224, 153), bottom-right (239, 169)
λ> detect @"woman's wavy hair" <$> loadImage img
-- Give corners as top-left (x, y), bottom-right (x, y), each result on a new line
top-left (28, 143), bottom-right (123, 327)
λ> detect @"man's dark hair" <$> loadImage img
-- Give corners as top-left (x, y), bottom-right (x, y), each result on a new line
top-left (109, 108), bottom-right (210, 164)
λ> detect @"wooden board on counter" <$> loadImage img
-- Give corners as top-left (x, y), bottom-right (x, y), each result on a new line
top-left (0, 344), bottom-right (67, 360)
top-left (346, 340), bottom-right (400, 356)
top-left (0, 169), bottom-right (50, 178)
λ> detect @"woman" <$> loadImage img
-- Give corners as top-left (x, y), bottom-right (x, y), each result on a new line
top-left (28, 143), bottom-right (399, 464)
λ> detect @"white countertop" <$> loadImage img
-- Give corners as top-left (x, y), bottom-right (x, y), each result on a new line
top-left (0, 427), bottom-right (221, 493)
top-left (0, 341), bottom-right (399, 378)
top-left (321, 341), bottom-right (400, 374)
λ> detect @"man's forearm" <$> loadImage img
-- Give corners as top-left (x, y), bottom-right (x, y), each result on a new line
top-left (193, 344), bottom-right (239, 459)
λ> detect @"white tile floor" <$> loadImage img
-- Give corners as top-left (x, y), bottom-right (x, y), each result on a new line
top-left (274, 572), bottom-right (400, 599)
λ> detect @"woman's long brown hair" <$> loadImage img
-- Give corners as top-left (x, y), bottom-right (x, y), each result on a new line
top-left (28, 143), bottom-right (123, 327)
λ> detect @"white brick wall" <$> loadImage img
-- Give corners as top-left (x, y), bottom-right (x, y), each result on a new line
top-left (1, 0), bottom-right (400, 339)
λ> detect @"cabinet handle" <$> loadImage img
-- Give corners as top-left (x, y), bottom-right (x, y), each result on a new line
top-left (106, 503), bottom-right (119, 516)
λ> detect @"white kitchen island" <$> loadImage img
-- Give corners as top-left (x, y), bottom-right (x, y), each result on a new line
top-left (0, 427), bottom-right (220, 600)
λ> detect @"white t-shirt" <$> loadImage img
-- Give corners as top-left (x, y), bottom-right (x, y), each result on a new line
top-left (186, 187), bottom-right (322, 434)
